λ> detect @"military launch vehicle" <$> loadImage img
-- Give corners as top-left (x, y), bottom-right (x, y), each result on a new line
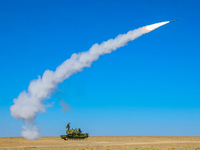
top-left (60, 123), bottom-right (89, 140)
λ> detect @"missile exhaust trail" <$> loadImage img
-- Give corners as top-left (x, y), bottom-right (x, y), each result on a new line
top-left (10, 20), bottom-right (174, 140)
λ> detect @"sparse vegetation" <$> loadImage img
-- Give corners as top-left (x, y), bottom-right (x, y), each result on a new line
top-left (0, 136), bottom-right (200, 150)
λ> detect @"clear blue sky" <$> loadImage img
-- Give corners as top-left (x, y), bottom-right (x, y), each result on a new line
top-left (1, 0), bottom-right (200, 137)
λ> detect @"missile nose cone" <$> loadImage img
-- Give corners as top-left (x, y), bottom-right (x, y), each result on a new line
top-left (169, 19), bottom-right (178, 22)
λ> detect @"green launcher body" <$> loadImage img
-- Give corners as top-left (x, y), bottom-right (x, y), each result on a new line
top-left (60, 123), bottom-right (89, 140)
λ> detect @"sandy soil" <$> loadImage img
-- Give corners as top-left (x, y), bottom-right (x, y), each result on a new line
top-left (0, 136), bottom-right (200, 150)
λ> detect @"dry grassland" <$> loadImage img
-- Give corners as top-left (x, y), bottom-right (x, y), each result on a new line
top-left (0, 136), bottom-right (200, 150)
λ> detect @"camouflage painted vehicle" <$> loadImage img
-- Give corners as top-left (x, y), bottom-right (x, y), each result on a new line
top-left (60, 123), bottom-right (89, 140)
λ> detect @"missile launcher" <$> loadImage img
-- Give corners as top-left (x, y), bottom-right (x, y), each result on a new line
top-left (60, 123), bottom-right (89, 140)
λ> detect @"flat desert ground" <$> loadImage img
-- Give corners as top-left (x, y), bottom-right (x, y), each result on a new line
top-left (1, 136), bottom-right (200, 150)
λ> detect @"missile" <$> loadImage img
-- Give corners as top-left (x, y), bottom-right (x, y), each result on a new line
top-left (169, 19), bottom-right (178, 22)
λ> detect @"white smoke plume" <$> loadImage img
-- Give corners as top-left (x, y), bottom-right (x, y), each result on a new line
top-left (21, 125), bottom-right (39, 140)
top-left (10, 21), bottom-right (169, 140)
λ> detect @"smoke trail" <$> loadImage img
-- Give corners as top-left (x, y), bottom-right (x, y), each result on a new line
top-left (10, 21), bottom-right (169, 140)
top-left (60, 100), bottom-right (71, 113)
